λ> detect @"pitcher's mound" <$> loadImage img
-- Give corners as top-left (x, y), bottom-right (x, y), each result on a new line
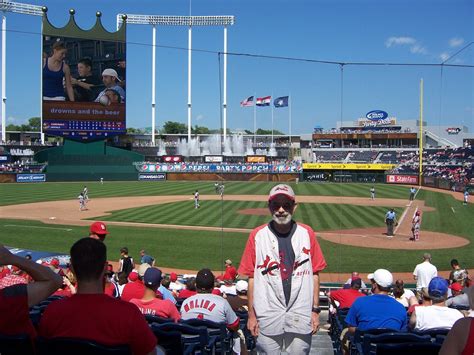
top-left (319, 228), bottom-right (469, 250)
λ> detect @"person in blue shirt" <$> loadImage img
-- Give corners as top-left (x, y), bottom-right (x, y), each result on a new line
top-left (385, 209), bottom-right (397, 237)
top-left (139, 250), bottom-right (155, 266)
top-left (341, 269), bottom-right (407, 354)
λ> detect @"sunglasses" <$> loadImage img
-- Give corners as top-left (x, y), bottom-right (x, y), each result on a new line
top-left (270, 201), bottom-right (295, 211)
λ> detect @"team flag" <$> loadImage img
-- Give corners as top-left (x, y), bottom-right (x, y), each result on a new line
top-left (240, 96), bottom-right (254, 107)
top-left (256, 96), bottom-right (272, 106)
top-left (274, 96), bottom-right (289, 108)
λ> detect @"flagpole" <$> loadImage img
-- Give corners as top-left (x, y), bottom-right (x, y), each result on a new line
top-left (254, 92), bottom-right (257, 146)
top-left (289, 93), bottom-right (292, 146)
top-left (271, 93), bottom-right (274, 144)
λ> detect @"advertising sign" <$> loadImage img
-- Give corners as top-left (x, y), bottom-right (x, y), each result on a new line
top-left (137, 163), bottom-right (302, 174)
top-left (386, 175), bottom-right (418, 184)
top-left (204, 156), bottom-right (224, 163)
top-left (303, 163), bottom-right (395, 171)
top-left (42, 15), bottom-right (126, 141)
top-left (138, 173), bottom-right (167, 181)
top-left (246, 156), bottom-right (267, 163)
top-left (16, 174), bottom-right (46, 183)
top-left (446, 127), bottom-right (461, 135)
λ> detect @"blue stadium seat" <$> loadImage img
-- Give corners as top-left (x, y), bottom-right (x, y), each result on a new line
top-left (235, 310), bottom-right (256, 351)
top-left (371, 341), bottom-right (441, 355)
top-left (0, 333), bottom-right (34, 355)
top-left (151, 322), bottom-right (209, 355)
top-left (411, 327), bottom-right (450, 339)
top-left (36, 337), bottom-right (131, 355)
top-left (181, 318), bottom-right (232, 354)
top-left (151, 327), bottom-right (183, 355)
top-left (362, 332), bottom-right (432, 355)
top-left (350, 328), bottom-right (402, 355)
top-left (144, 314), bottom-right (175, 324)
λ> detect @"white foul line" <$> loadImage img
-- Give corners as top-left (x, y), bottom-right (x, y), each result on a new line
top-left (451, 207), bottom-right (456, 213)
top-left (394, 205), bottom-right (411, 234)
top-left (4, 224), bottom-right (72, 232)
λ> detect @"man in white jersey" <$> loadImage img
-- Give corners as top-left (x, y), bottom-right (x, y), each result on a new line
top-left (194, 190), bottom-right (200, 209)
top-left (180, 268), bottom-right (239, 331)
top-left (238, 184), bottom-right (327, 354)
top-left (413, 253), bottom-right (438, 294)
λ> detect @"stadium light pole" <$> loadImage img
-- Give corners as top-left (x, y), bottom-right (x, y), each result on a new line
top-left (0, 0), bottom-right (43, 143)
top-left (117, 15), bottom-right (234, 145)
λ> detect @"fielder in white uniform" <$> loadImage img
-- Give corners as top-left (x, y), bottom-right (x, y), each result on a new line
top-left (194, 190), bottom-right (200, 209)
top-left (238, 184), bottom-right (327, 354)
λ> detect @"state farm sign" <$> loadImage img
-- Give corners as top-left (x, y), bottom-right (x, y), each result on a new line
top-left (386, 175), bottom-right (418, 184)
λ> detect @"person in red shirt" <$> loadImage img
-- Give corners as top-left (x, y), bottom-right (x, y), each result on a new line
top-left (217, 259), bottom-right (237, 281)
top-left (178, 277), bottom-right (198, 299)
top-left (38, 238), bottom-right (157, 355)
top-left (0, 244), bottom-right (62, 341)
top-left (327, 278), bottom-right (366, 309)
top-left (130, 267), bottom-right (181, 322)
top-left (121, 263), bottom-right (150, 302)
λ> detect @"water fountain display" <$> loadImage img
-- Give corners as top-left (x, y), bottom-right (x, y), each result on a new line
top-left (177, 134), bottom-right (256, 156)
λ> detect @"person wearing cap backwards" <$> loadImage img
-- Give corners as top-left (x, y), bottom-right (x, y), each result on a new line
top-left (180, 269), bottom-right (239, 328)
top-left (38, 238), bottom-right (157, 355)
top-left (89, 221), bottom-right (109, 242)
top-left (238, 184), bottom-right (327, 354)
top-left (94, 68), bottom-right (126, 103)
top-left (130, 267), bottom-right (181, 322)
top-left (409, 276), bottom-right (463, 331)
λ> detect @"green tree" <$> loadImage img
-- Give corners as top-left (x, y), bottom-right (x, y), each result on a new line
top-left (6, 124), bottom-right (20, 131)
top-left (256, 128), bottom-right (285, 135)
top-left (28, 117), bottom-right (41, 131)
top-left (191, 125), bottom-right (210, 134)
top-left (163, 121), bottom-right (187, 134)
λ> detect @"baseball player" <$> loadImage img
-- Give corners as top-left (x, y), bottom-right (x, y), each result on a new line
top-left (78, 193), bottom-right (86, 211)
top-left (370, 186), bottom-right (375, 200)
top-left (82, 186), bottom-right (89, 201)
top-left (194, 190), bottom-right (200, 209)
top-left (410, 210), bottom-right (422, 241)
top-left (238, 184), bottom-right (327, 354)
top-left (409, 186), bottom-right (417, 201)
top-left (464, 190), bottom-right (469, 205)
top-left (100, 177), bottom-right (104, 185)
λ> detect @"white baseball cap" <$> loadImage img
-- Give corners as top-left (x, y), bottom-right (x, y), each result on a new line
top-left (268, 184), bottom-right (295, 202)
top-left (236, 280), bottom-right (248, 293)
top-left (367, 269), bottom-right (393, 287)
top-left (102, 68), bottom-right (121, 82)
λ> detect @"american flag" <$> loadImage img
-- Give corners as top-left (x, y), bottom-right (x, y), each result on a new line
top-left (240, 96), bottom-right (254, 107)
top-left (256, 96), bottom-right (271, 106)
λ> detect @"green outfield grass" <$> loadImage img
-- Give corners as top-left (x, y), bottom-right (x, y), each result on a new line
top-left (0, 181), bottom-right (472, 272)
top-left (0, 181), bottom-right (411, 206)
top-left (94, 200), bottom-right (400, 231)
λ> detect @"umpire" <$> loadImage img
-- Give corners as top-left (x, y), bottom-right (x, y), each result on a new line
top-left (385, 208), bottom-right (397, 237)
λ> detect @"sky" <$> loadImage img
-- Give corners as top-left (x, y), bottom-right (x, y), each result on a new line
top-left (1, 0), bottom-right (473, 135)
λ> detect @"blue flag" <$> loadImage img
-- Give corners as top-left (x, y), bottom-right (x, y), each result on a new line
top-left (274, 96), bottom-right (289, 108)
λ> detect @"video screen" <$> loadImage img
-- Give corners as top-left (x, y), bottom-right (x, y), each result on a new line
top-left (42, 35), bottom-right (126, 141)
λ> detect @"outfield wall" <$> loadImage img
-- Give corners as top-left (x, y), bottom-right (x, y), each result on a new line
top-left (167, 173), bottom-right (298, 182)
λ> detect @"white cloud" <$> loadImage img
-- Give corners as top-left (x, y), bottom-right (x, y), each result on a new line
top-left (439, 52), bottom-right (450, 62)
top-left (385, 36), bottom-right (417, 48)
top-left (195, 114), bottom-right (204, 121)
top-left (410, 44), bottom-right (427, 55)
top-left (7, 116), bottom-right (26, 124)
top-left (449, 37), bottom-right (464, 48)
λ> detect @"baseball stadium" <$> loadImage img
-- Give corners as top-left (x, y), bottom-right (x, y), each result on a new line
top-left (0, 1), bottom-right (473, 354)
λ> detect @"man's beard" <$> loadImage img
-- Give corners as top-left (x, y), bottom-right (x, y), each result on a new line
top-left (272, 212), bottom-right (292, 225)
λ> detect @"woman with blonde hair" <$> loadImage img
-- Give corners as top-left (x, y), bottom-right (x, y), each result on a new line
top-left (43, 41), bottom-right (74, 101)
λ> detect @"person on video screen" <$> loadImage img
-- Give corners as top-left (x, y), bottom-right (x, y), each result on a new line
top-left (43, 41), bottom-right (74, 102)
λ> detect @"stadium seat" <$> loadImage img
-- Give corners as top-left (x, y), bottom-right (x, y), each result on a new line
top-left (371, 341), bottom-right (441, 355)
top-left (181, 318), bottom-right (232, 354)
top-left (151, 328), bottom-right (183, 355)
top-left (151, 322), bottom-right (209, 355)
top-left (350, 328), bottom-right (402, 355)
top-left (411, 327), bottom-right (450, 339)
top-left (36, 337), bottom-right (131, 355)
top-left (0, 333), bottom-right (34, 355)
top-left (235, 310), bottom-right (256, 351)
top-left (144, 314), bottom-right (175, 324)
top-left (362, 332), bottom-right (432, 355)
